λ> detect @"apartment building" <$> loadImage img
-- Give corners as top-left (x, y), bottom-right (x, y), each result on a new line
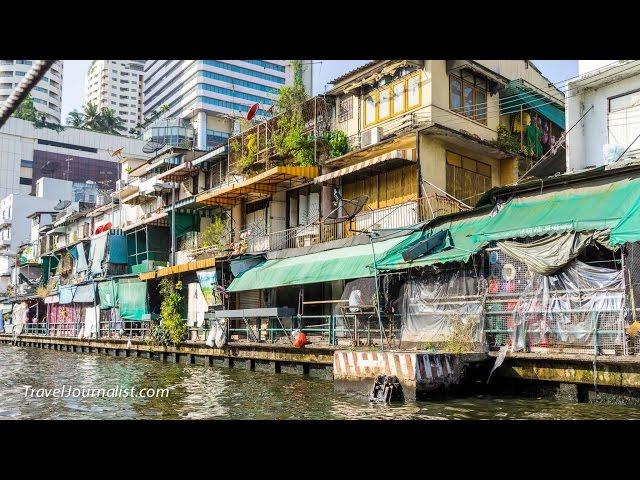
top-left (142, 60), bottom-right (312, 151)
top-left (566, 60), bottom-right (640, 172)
top-left (84, 60), bottom-right (146, 133)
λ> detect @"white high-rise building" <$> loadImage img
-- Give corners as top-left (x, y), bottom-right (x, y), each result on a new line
top-left (0, 60), bottom-right (64, 123)
top-left (84, 60), bottom-right (146, 133)
top-left (142, 60), bottom-right (313, 150)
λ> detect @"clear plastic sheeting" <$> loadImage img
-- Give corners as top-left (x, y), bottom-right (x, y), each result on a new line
top-left (399, 269), bottom-right (486, 347)
top-left (510, 260), bottom-right (625, 353)
top-left (497, 231), bottom-right (611, 276)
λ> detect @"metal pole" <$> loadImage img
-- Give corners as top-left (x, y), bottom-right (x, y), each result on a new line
top-left (171, 185), bottom-right (176, 266)
top-left (369, 232), bottom-right (385, 352)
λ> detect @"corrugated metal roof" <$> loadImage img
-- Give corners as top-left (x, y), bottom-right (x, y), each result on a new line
top-left (328, 60), bottom-right (380, 86)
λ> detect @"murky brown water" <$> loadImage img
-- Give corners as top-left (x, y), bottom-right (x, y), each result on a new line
top-left (1, 344), bottom-right (640, 419)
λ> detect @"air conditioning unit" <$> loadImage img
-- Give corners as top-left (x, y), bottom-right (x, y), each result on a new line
top-left (115, 179), bottom-right (125, 191)
top-left (361, 127), bottom-right (383, 148)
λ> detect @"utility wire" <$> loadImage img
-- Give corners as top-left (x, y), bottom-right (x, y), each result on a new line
top-left (0, 60), bottom-right (56, 129)
top-left (517, 105), bottom-right (595, 182)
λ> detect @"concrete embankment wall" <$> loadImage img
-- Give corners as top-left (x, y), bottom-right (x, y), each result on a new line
top-left (0, 334), bottom-right (334, 379)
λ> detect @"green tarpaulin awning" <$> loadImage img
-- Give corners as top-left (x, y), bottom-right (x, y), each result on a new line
top-left (97, 280), bottom-right (119, 309)
top-left (610, 195), bottom-right (640, 245)
top-left (118, 280), bottom-right (148, 320)
top-left (473, 177), bottom-right (640, 243)
top-left (376, 214), bottom-right (492, 270)
top-left (500, 81), bottom-right (565, 130)
top-left (227, 235), bottom-right (409, 292)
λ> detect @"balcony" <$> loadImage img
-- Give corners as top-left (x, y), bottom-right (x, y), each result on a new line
top-left (227, 96), bottom-right (332, 177)
top-left (243, 194), bottom-right (465, 253)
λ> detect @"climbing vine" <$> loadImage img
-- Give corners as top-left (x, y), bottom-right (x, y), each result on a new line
top-left (154, 278), bottom-right (187, 346)
top-left (271, 60), bottom-right (319, 166)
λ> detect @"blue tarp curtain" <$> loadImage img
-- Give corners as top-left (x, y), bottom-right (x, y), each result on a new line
top-left (58, 283), bottom-right (96, 304)
top-left (106, 234), bottom-right (128, 264)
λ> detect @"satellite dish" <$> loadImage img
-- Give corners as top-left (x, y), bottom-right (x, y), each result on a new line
top-left (322, 195), bottom-right (369, 225)
top-left (143, 140), bottom-right (166, 154)
top-left (110, 147), bottom-right (125, 160)
top-left (41, 160), bottom-right (57, 175)
top-left (54, 200), bottom-right (71, 211)
top-left (246, 103), bottom-right (259, 121)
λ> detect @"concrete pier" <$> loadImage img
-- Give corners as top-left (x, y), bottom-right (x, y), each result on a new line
top-left (332, 349), bottom-right (488, 400)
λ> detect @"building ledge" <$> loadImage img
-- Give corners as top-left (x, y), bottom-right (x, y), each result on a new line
top-left (195, 166), bottom-right (319, 208)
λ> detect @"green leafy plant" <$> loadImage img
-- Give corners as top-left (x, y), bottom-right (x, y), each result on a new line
top-left (201, 216), bottom-right (228, 251)
top-left (271, 60), bottom-right (319, 167)
top-left (237, 133), bottom-right (258, 173)
top-left (65, 102), bottom-right (126, 135)
top-left (495, 124), bottom-right (521, 154)
top-left (325, 130), bottom-right (348, 158)
top-left (156, 278), bottom-right (187, 345)
top-left (13, 94), bottom-right (65, 132)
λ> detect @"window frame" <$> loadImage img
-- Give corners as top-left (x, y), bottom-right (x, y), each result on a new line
top-left (448, 71), bottom-right (489, 125)
top-left (362, 71), bottom-right (422, 128)
top-left (445, 150), bottom-right (492, 206)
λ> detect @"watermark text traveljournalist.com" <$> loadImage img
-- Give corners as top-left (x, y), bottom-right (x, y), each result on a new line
top-left (24, 385), bottom-right (170, 399)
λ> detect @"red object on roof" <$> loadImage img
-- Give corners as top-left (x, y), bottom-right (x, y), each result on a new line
top-left (246, 103), bottom-right (259, 121)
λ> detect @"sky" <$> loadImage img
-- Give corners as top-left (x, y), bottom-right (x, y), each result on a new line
top-left (60, 60), bottom-right (579, 123)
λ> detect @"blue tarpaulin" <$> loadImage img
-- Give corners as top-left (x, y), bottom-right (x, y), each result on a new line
top-left (58, 283), bottom-right (95, 304)
top-left (500, 81), bottom-right (565, 130)
top-left (106, 234), bottom-right (128, 264)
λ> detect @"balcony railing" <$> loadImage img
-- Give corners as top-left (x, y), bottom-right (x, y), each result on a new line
top-left (244, 194), bottom-right (464, 253)
top-left (227, 96), bottom-right (332, 177)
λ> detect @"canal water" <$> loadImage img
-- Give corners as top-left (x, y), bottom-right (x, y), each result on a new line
top-left (2, 344), bottom-right (640, 420)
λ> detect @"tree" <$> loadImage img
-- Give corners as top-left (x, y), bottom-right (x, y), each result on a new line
top-left (97, 107), bottom-right (127, 135)
top-left (64, 103), bottom-right (127, 136)
top-left (14, 94), bottom-right (65, 132)
top-left (66, 109), bottom-right (84, 127)
top-left (271, 60), bottom-right (316, 166)
top-left (12, 94), bottom-right (39, 122)
top-left (81, 102), bottom-right (101, 130)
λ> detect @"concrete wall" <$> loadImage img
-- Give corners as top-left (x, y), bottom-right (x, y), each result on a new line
top-left (418, 134), bottom-right (503, 197)
top-left (0, 117), bottom-right (149, 199)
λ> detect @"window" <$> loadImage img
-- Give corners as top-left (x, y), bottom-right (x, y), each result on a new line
top-left (363, 71), bottom-right (421, 127)
top-left (19, 177), bottom-right (32, 185)
top-left (365, 94), bottom-right (375, 125)
top-left (608, 89), bottom-right (640, 152)
top-left (201, 60), bottom-right (286, 84)
top-left (378, 88), bottom-right (390, 119)
top-left (338, 96), bottom-right (353, 122)
top-left (449, 70), bottom-right (488, 125)
top-left (393, 82), bottom-right (405, 113)
top-left (20, 160), bottom-right (33, 168)
top-left (407, 74), bottom-right (420, 108)
top-left (37, 139), bottom-right (98, 153)
top-left (445, 151), bottom-right (492, 206)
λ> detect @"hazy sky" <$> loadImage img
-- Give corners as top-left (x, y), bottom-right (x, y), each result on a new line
top-left (60, 60), bottom-right (579, 122)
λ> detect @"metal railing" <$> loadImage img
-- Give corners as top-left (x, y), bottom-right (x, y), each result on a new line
top-left (189, 313), bottom-right (401, 347)
top-left (227, 96), bottom-right (332, 176)
top-left (245, 194), bottom-right (463, 253)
